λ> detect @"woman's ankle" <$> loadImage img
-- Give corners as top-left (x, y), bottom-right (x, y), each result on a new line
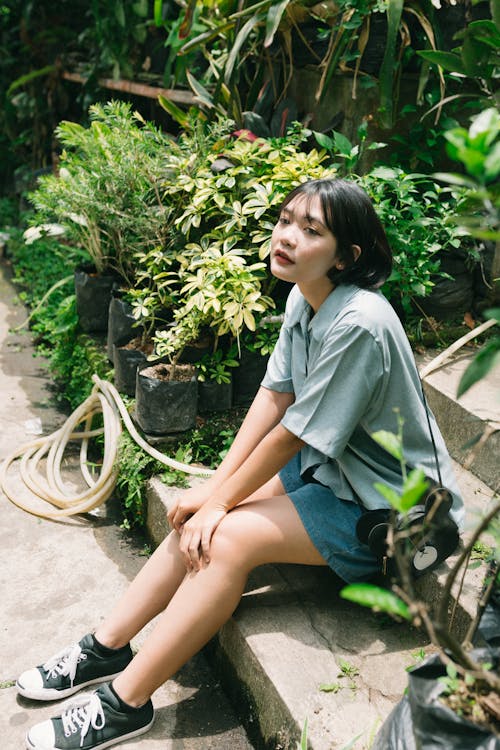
top-left (111, 676), bottom-right (150, 709)
top-left (93, 629), bottom-right (129, 651)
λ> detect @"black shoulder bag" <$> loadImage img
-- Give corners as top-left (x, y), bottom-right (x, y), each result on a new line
top-left (355, 384), bottom-right (460, 579)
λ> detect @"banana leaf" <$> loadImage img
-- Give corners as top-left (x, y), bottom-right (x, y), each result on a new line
top-left (378, 0), bottom-right (404, 129)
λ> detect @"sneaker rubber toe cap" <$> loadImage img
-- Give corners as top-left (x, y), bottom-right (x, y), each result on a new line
top-left (26, 719), bottom-right (56, 750)
top-left (17, 668), bottom-right (44, 697)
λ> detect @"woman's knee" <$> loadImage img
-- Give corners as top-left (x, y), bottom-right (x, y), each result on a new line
top-left (209, 512), bottom-right (260, 570)
top-left (209, 506), bottom-right (279, 571)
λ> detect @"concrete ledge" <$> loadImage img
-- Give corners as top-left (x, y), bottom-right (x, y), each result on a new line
top-left (419, 350), bottom-right (500, 491)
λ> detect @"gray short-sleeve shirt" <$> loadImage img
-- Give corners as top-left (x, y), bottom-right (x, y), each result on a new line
top-left (262, 283), bottom-right (464, 527)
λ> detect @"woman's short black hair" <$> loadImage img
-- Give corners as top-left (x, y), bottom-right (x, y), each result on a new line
top-left (280, 178), bottom-right (393, 289)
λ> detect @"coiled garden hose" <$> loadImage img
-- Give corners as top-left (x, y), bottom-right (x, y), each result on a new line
top-left (1, 375), bottom-right (213, 521)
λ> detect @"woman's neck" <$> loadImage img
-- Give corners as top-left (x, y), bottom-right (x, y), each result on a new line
top-left (297, 279), bottom-right (335, 313)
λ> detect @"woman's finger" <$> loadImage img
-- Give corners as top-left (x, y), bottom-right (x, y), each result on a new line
top-left (187, 532), bottom-right (202, 571)
top-left (167, 503), bottom-right (177, 525)
top-left (200, 527), bottom-right (213, 564)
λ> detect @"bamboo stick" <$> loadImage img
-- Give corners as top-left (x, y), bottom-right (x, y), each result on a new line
top-left (62, 71), bottom-right (195, 105)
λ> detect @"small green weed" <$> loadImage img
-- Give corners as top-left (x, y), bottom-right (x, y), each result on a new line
top-left (471, 541), bottom-right (493, 562)
top-left (406, 648), bottom-right (427, 671)
top-left (296, 718), bottom-right (308, 750)
top-left (319, 681), bottom-right (342, 694)
top-left (319, 660), bottom-right (360, 695)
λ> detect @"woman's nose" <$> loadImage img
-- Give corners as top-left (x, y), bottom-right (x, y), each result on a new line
top-left (279, 223), bottom-right (296, 247)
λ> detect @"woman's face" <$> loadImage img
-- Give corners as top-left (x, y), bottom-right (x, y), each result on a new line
top-left (270, 194), bottom-right (341, 288)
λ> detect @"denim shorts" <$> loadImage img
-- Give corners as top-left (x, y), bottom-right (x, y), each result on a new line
top-left (280, 453), bottom-right (379, 583)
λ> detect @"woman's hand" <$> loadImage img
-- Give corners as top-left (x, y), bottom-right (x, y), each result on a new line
top-left (167, 484), bottom-right (214, 532)
top-left (178, 501), bottom-right (228, 572)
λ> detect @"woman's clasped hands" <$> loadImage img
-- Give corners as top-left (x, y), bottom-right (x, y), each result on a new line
top-left (167, 485), bottom-right (228, 572)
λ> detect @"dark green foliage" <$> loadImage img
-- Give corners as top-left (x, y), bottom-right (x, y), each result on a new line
top-left (114, 432), bottom-right (189, 530)
top-left (6, 225), bottom-right (110, 409)
top-left (179, 417), bottom-right (241, 469)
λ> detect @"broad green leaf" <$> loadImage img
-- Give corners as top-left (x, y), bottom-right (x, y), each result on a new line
top-left (469, 108), bottom-right (500, 147)
top-left (486, 309), bottom-right (500, 324)
top-left (378, 0), bottom-right (404, 128)
top-left (7, 65), bottom-right (56, 96)
top-left (153, 0), bottom-right (163, 26)
top-left (264, 1), bottom-right (290, 48)
top-left (370, 166), bottom-right (399, 180)
top-left (457, 340), bottom-right (500, 397)
top-left (179, 20), bottom-right (236, 55)
top-left (341, 583), bottom-right (411, 620)
top-left (115, 2), bottom-right (126, 27)
top-left (186, 71), bottom-right (216, 110)
top-left (374, 482), bottom-right (402, 511)
top-left (225, 14), bottom-right (262, 85)
top-left (400, 468), bottom-right (428, 511)
top-left (433, 171), bottom-right (478, 189)
top-left (371, 430), bottom-right (403, 460)
top-left (157, 95), bottom-right (189, 130)
top-left (313, 132), bottom-right (335, 151)
top-left (333, 130), bottom-right (354, 156)
top-left (417, 50), bottom-right (466, 75)
top-left (485, 142), bottom-right (500, 180)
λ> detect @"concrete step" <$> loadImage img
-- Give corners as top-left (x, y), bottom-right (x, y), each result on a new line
top-left (146, 349), bottom-right (499, 750)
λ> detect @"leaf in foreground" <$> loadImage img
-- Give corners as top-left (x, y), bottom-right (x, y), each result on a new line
top-left (340, 583), bottom-right (411, 620)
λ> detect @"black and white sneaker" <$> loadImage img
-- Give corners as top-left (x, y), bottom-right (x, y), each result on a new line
top-left (25, 682), bottom-right (154, 750)
top-left (17, 634), bottom-right (133, 701)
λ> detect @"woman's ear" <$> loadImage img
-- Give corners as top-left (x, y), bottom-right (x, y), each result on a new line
top-left (335, 245), bottom-right (361, 271)
top-left (352, 244), bottom-right (361, 262)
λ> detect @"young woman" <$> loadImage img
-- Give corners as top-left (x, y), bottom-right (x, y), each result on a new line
top-left (18, 178), bottom-right (464, 750)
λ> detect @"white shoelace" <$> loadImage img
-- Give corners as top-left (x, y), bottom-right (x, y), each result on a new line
top-left (43, 643), bottom-right (87, 686)
top-left (60, 692), bottom-right (105, 747)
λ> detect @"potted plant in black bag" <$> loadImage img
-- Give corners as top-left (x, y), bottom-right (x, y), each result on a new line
top-left (135, 308), bottom-right (202, 436)
top-left (27, 101), bottom-right (177, 332)
top-left (196, 346), bottom-right (239, 413)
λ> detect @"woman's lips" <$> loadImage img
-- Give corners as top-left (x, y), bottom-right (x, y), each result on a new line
top-left (273, 249), bottom-right (294, 265)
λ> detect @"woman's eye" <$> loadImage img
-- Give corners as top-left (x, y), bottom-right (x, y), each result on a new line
top-left (305, 226), bottom-right (318, 235)
top-left (278, 216), bottom-right (289, 225)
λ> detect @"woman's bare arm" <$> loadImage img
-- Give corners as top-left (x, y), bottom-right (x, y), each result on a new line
top-left (168, 387), bottom-right (295, 529)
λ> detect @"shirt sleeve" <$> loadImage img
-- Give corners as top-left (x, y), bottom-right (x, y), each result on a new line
top-left (261, 323), bottom-right (294, 393)
top-left (260, 287), bottom-right (301, 394)
top-left (281, 324), bottom-right (384, 458)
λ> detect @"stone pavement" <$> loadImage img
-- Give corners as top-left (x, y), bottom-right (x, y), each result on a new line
top-left (0, 261), bottom-right (254, 750)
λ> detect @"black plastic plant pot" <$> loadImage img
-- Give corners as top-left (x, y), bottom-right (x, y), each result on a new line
top-left (135, 363), bottom-right (198, 435)
top-left (198, 379), bottom-right (233, 414)
top-left (372, 649), bottom-right (500, 750)
top-left (113, 343), bottom-right (148, 397)
top-left (74, 266), bottom-right (117, 333)
top-left (232, 351), bottom-right (269, 407)
top-left (107, 295), bottom-right (138, 363)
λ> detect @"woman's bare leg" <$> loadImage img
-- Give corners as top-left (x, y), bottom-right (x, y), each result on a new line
top-left (111, 491), bottom-right (326, 707)
top-left (94, 475), bottom-right (286, 649)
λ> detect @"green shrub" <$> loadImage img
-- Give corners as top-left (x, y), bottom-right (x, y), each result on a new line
top-left (7, 226), bottom-right (110, 409)
top-left (114, 432), bottom-right (189, 529)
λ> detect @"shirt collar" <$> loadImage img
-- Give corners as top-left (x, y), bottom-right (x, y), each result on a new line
top-left (287, 283), bottom-right (361, 335)
top-left (309, 284), bottom-right (360, 338)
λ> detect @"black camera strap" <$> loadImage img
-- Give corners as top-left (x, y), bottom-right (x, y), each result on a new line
top-left (420, 378), bottom-right (443, 486)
